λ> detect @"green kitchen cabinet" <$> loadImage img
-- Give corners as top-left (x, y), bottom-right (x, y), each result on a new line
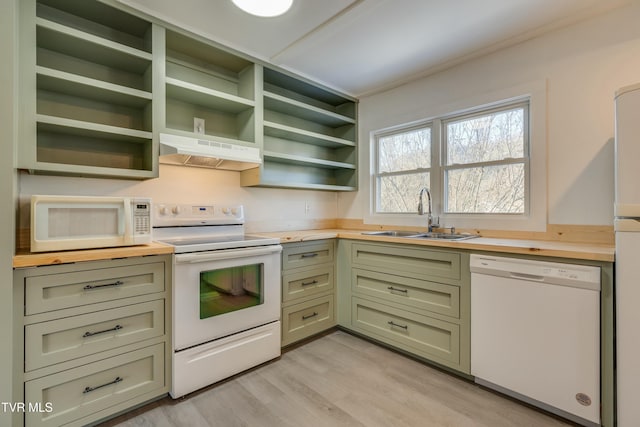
top-left (281, 240), bottom-right (337, 346)
top-left (18, 0), bottom-right (160, 179)
top-left (241, 68), bottom-right (358, 191)
top-left (337, 240), bottom-right (471, 375)
top-left (13, 255), bottom-right (172, 427)
top-left (159, 29), bottom-right (261, 149)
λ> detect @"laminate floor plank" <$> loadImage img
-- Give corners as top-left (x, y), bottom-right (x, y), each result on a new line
top-left (100, 331), bottom-right (574, 427)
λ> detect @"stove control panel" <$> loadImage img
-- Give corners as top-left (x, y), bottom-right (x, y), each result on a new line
top-left (154, 203), bottom-right (244, 227)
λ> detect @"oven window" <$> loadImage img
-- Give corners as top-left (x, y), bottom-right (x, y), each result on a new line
top-left (199, 264), bottom-right (264, 319)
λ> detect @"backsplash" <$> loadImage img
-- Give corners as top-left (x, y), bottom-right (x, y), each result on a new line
top-left (17, 165), bottom-right (338, 237)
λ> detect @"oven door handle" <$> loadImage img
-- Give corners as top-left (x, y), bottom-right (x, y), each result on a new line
top-left (174, 245), bottom-right (283, 264)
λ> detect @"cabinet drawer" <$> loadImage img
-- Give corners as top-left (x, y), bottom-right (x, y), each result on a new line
top-left (25, 343), bottom-right (165, 427)
top-left (282, 241), bottom-right (334, 271)
top-left (282, 295), bottom-right (335, 346)
top-left (351, 243), bottom-right (461, 281)
top-left (25, 300), bottom-right (164, 372)
top-left (25, 263), bottom-right (165, 315)
top-left (352, 269), bottom-right (460, 319)
top-left (351, 297), bottom-right (459, 367)
top-left (282, 264), bottom-right (334, 303)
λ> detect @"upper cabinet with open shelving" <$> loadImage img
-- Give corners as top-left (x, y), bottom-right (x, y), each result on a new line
top-left (241, 68), bottom-right (358, 191)
top-left (19, 0), bottom-right (158, 179)
top-left (162, 30), bottom-right (260, 148)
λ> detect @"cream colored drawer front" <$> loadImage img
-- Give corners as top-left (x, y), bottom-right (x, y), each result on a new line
top-left (282, 295), bottom-right (335, 346)
top-left (25, 263), bottom-right (165, 315)
top-left (25, 300), bottom-right (164, 372)
top-left (25, 343), bottom-right (164, 427)
top-left (351, 243), bottom-right (461, 281)
top-left (282, 241), bottom-right (334, 271)
top-left (352, 268), bottom-right (460, 319)
top-left (352, 297), bottom-right (459, 366)
top-left (282, 264), bottom-right (334, 303)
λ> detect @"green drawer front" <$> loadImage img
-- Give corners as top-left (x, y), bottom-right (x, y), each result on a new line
top-left (25, 300), bottom-right (165, 372)
top-left (282, 241), bottom-right (334, 271)
top-left (25, 263), bottom-right (165, 315)
top-left (351, 243), bottom-right (461, 281)
top-left (282, 294), bottom-right (335, 346)
top-left (25, 343), bottom-right (165, 427)
top-left (351, 297), bottom-right (459, 366)
top-left (352, 269), bottom-right (460, 319)
top-left (282, 264), bottom-right (334, 303)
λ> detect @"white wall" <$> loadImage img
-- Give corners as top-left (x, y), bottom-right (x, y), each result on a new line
top-left (339, 2), bottom-right (640, 227)
top-left (18, 165), bottom-right (337, 233)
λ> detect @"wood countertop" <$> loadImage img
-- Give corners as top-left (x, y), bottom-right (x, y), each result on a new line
top-left (13, 229), bottom-right (614, 268)
top-left (256, 229), bottom-right (615, 262)
top-left (13, 242), bottom-right (174, 268)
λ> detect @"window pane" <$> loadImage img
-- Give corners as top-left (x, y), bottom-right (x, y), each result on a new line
top-left (446, 107), bottom-right (524, 165)
top-left (378, 127), bottom-right (431, 173)
top-left (446, 164), bottom-right (524, 213)
top-left (377, 173), bottom-right (430, 213)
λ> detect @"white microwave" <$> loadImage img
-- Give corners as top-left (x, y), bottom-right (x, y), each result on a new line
top-left (30, 195), bottom-right (152, 252)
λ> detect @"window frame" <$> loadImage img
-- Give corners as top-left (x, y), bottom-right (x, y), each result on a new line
top-left (367, 81), bottom-right (546, 232)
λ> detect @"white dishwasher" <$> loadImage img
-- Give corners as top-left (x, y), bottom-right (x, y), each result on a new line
top-left (470, 254), bottom-right (600, 427)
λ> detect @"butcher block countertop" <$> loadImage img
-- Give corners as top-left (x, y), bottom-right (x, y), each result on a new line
top-left (13, 229), bottom-right (614, 268)
top-left (13, 242), bottom-right (174, 268)
top-left (256, 229), bottom-right (615, 262)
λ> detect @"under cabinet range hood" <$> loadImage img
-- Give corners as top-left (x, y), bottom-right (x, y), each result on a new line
top-left (159, 133), bottom-right (261, 171)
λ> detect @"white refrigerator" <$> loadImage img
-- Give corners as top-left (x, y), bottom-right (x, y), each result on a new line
top-left (615, 82), bottom-right (640, 427)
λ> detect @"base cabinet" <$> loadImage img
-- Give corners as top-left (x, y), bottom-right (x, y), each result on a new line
top-left (281, 240), bottom-right (336, 346)
top-left (337, 240), bottom-right (470, 374)
top-left (14, 255), bottom-right (172, 427)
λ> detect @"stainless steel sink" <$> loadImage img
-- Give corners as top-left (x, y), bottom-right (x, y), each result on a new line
top-left (410, 232), bottom-right (479, 241)
top-left (361, 230), bottom-right (479, 240)
top-left (361, 230), bottom-right (422, 237)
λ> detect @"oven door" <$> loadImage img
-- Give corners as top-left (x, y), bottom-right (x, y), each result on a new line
top-left (173, 245), bottom-right (282, 351)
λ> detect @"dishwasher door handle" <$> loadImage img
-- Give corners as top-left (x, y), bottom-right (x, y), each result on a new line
top-left (509, 272), bottom-right (546, 282)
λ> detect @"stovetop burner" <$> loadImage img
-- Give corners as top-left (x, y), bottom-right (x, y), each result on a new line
top-left (152, 203), bottom-right (280, 253)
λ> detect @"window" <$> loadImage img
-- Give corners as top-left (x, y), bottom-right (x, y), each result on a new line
top-left (375, 125), bottom-right (431, 213)
top-left (373, 100), bottom-right (530, 218)
top-left (443, 103), bottom-right (528, 214)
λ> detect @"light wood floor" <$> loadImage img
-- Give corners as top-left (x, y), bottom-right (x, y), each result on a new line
top-left (100, 330), bottom-right (573, 427)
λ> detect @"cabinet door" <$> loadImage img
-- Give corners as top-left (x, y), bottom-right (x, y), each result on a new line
top-left (351, 297), bottom-right (460, 368)
top-left (282, 295), bottom-right (335, 346)
top-left (351, 243), bottom-right (461, 281)
top-left (282, 264), bottom-right (334, 303)
top-left (352, 268), bottom-right (460, 319)
top-left (25, 300), bottom-right (164, 371)
top-left (25, 343), bottom-right (164, 427)
top-left (25, 262), bottom-right (165, 315)
top-left (282, 241), bottom-right (334, 271)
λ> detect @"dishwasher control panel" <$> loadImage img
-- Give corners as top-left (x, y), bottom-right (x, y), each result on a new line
top-left (470, 255), bottom-right (600, 290)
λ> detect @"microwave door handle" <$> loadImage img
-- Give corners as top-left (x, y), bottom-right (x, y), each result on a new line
top-left (174, 245), bottom-right (282, 264)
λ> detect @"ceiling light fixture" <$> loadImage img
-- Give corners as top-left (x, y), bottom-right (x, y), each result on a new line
top-left (231, 0), bottom-right (293, 17)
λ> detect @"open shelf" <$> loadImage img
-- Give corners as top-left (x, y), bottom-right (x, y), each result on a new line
top-left (19, 0), bottom-right (157, 179)
top-left (263, 151), bottom-right (356, 170)
top-left (163, 29), bottom-right (258, 147)
top-left (264, 91), bottom-right (355, 128)
top-left (264, 120), bottom-right (355, 148)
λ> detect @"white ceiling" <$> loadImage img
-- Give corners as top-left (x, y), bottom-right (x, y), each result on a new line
top-left (118, 0), bottom-right (631, 97)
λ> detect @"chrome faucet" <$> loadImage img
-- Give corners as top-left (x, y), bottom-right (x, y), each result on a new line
top-left (418, 187), bottom-right (438, 232)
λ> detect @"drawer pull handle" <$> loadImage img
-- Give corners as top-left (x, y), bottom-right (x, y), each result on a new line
top-left (301, 253), bottom-right (318, 258)
top-left (82, 324), bottom-right (123, 338)
top-left (388, 321), bottom-right (408, 330)
top-left (302, 312), bottom-right (318, 320)
top-left (387, 286), bottom-right (408, 294)
top-left (83, 280), bottom-right (124, 291)
top-left (301, 280), bottom-right (319, 286)
top-left (83, 376), bottom-right (123, 394)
